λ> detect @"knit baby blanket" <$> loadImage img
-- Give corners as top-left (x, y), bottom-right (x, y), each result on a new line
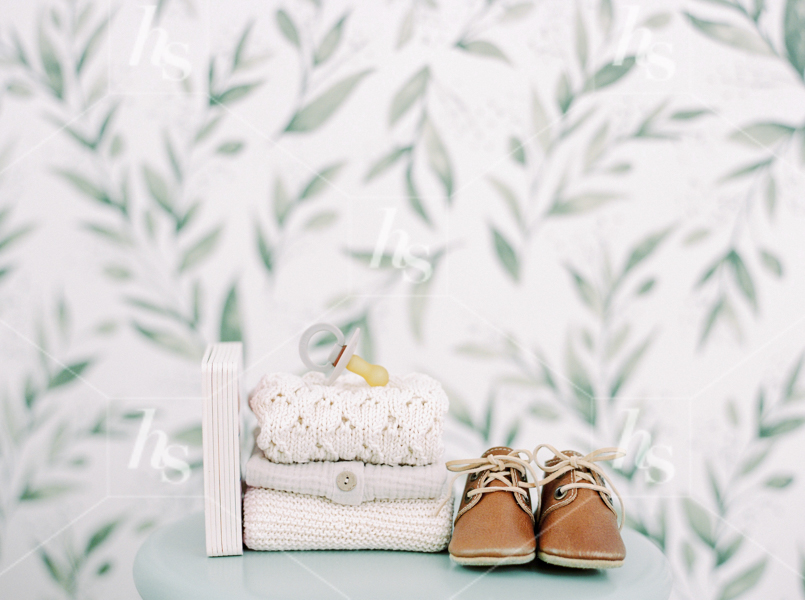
top-left (249, 372), bottom-right (448, 466)
top-left (243, 486), bottom-right (453, 552)
top-left (244, 443), bottom-right (447, 505)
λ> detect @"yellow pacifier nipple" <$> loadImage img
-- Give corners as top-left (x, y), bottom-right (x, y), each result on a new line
top-left (345, 354), bottom-right (389, 387)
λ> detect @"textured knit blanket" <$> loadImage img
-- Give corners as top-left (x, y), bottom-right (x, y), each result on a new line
top-left (242, 486), bottom-right (453, 552)
top-left (249, 371), bottom-right (448, 466)
top-left (244, 443), bottom-right (447, 505)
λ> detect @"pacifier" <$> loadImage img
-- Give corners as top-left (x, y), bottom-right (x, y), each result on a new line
top-left (298, 323), bottom-right (389, 386)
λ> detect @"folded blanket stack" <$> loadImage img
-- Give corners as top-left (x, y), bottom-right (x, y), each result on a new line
top-left (243, 371), bottom-right (453, 552)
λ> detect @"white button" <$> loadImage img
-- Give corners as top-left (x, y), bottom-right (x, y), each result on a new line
top-left (336, 471), bottom-right (357, 491)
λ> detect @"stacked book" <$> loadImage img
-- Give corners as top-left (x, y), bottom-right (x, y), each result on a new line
top-left (201, 343), bottom-right (243, 557)
top-left (242, 371), bottom-right (453, 551)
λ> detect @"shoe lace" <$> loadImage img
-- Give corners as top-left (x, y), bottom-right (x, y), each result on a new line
top-left (434, 451), bottom-right (539, 514)
top-left (533, 444), bottom-right (626, 529)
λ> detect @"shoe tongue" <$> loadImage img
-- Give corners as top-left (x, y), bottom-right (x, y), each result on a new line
top-left (545, 449), bottom-right (583, 468)
top-left (482, 446), bottom-right (513, 458)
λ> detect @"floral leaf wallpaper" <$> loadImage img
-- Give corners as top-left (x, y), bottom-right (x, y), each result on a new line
top-left (2, 0), bottom-right (805, 598)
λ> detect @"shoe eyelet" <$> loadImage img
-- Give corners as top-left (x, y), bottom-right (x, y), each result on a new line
top-left (465, 492), bottom-right (473, 503)
top-left (469, 472), bottom-right (478, 481)
top-left (554, 486), bottom-right (568, 501)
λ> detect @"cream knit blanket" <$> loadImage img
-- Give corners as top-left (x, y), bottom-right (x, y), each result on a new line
top-left (243, 486), bottom-right (453, 552)
top-left (244, 443), bottom-right (447, 505)
top-left (249, 372), bottom-right (448, 466)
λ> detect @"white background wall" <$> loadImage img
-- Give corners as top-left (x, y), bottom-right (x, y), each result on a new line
top-left (2, 0), bottom-right (805, 598)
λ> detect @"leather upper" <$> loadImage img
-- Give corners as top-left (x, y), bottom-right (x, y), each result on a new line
top-left (536, 451), bottom-right (626, 562)
top-left (448, 447), bottom-right (536, 559)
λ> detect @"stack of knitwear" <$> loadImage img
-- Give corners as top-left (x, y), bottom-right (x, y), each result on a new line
top-left (243, 371), bottom-right (453, 552)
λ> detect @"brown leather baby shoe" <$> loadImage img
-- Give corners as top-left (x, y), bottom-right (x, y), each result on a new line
top-left (534, 445), bottom-right (626, 569)
top-left (445, 447), bottom-right (537, 566)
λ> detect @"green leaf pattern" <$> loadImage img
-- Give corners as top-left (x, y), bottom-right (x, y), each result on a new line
top-left (2, 1), bottom-right (805, 599)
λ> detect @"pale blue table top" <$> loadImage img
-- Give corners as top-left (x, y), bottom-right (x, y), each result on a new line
top-left (133, 513), bottom-right (672, 600)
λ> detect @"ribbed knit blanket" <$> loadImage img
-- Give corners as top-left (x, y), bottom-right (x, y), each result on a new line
top-left (249, 372), bottom-right (448, 466)
top-left (242, 486), bottom-right (453, 552)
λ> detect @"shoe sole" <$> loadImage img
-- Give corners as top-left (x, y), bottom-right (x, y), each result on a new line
top-left (537, 551), bottom-right (624, 569)
top-left (450, 552), bottom-right (535, 566)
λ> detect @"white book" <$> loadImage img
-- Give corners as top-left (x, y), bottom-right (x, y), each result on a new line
top-left (202, 342), bottom-right (244, 557)
top-left (201, 346), bottom-right (213, 557)
top-left (229, 345), bottom-right (244, 551)
top-left (214, 345), bottom-right (225, 555)
top-left (207, 345), bottom-right (222, 556)
top-left (223, 344), bottom-right (237, 555)
top-left (217, 345), bottom-right (230, 556)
